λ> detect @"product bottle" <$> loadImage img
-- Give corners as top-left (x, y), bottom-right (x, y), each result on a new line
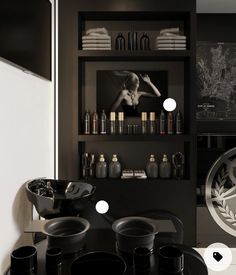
top-left (146, 154), bottom-right (158, 178)
top-left (159, 154), bottom-right (171, 179)
top-left (115, 33), bottom-right (126, 50)
top-left (82, 153), bottom-right (90, 179)
top-left (96, 154), bottom-right (107, 178)
top-left (172, 152), bottom-right (185, 179)
top-left (133, 31), bottom-right (138, 50)
top-left (140, 33), bottom-right (150, 50)
top-left (109, 154), bottom-right (122, 178)
top-left (167, 112), bottom-right (174, 135)
top-left (100, 110), bottom-right (107, 135)
top-left (84, 110), bottom-right (90, 135)
top-left (92, 111), bottom-right (98, 134)
top-left (118, 112), bottom-right (124, 134)
top-left (141, 112), bottom-right (148, 135)
top-left (160, 110), bottom-right (166, 135)
top-left (149, 112), bottom-right (156, 135)
top-left (176, 110), bottom-right (184, 134)
top-left (89, 154), bottom-right (95, 178)
top-left (110, 112), bottom-right (116, 135)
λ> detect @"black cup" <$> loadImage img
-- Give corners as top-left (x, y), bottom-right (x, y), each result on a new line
top-left (159, 245), bottom-right (184, 274)
top-left (10, 246), bottom-right (37, 274)
top-left (45, 247), bottom-right (62, 275)
top-left (133, 247), bottom-right (151, 271)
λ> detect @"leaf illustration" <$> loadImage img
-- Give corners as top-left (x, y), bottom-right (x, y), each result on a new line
top-left (221, 213), bottom-right (230, 218)
top-left (230, 211), bottom-right (235, 220)
top-left (223, 200), bottom-right (226, 208)
top-left (219, 186), bottom-right (224, 195)
top-left (221, 179), bottom-right (227, 185)
top-left (226, 218), bottom-right (234, 222)
top-left (218, 206), bottom-right (226, 212)
top-left (226, 205), bottom-right (229, 213)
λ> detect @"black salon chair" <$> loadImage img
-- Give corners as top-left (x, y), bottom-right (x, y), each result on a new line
top-left (131, 209), bottom-right (184, 246)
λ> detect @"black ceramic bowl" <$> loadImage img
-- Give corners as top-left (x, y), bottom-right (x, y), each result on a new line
top-left (43, 217), bottom-right (90, 254)
top-left (25, 179), bottom-right (96, 218)
top-left (71, 251), bottom-right (126, 275)
top-left (112, 216), bottom-right (158, 254)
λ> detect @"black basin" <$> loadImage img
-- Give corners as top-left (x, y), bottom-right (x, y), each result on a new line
top-left (25, 179), bottom-right (96, 219)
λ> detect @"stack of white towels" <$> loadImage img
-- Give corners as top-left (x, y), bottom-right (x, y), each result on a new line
top-left (82, 27), bottom-right (111, 50)
top-left (155, 27), bottom-right (186, 50)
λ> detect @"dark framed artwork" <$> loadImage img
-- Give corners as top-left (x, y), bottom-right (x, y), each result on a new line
top-left (97, 70), bottom-right (168, 117)
top-left (196, 42), bottom-right (236, 120)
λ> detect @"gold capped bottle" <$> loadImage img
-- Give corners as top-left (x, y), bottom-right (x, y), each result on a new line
top-left (146, 154), bottom-right (158, 178)
top-left (109, 154), bottom-right (121, 178)
top-left (118, 112), bottom-right (124, 135)
top-left (96, 154), bottom-right (107, 178)
top-left (159, 154), bottom-right (171, 179)
top-left (110, 112), bottom-right (116, 135)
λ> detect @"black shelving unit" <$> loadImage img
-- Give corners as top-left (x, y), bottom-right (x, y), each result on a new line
top-left (77, 50), bottom-right (191, 61)
top-left (78, 134), bottom-right (191, 142)
top-left (58, 0), bottom-right (196, 246)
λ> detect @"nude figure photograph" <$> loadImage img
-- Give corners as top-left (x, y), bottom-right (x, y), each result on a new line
top-left (97, 70), bottom-right (168, 116)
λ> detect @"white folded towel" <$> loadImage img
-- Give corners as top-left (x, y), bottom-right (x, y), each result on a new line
top-left (159, 27), bottom-right (180, 35)
top-left (156, 37), bottom-right (186, 41)
top-left (82, 43), bottom-right (111, 47)
top-left (82, 34), bottom-right (111, 39)
top-left (86, 27), bottom-right (108, 35)
top-left (156, 47), bottom-right (186, 50)
top-left (82, 47), bottom-right (111, 50)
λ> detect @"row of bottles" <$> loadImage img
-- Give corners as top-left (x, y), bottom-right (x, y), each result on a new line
top-left (141, 110), bottom-right (183, 135)
top-left (84, 110), bottom-right (124, 135)
top-left (83, 110), bottom-right (184, 135)
top-left (146, 152), bottom-right (185, 179)
top-left (82, 152), bottom-right (185, 179)
top-left (115, 32), bottom-right (150, 51)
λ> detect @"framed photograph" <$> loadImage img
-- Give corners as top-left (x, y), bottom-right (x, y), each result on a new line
top-left (196, 42), bottom-right (236, 120)
top-left (96, 70), bottom-right (168, 117)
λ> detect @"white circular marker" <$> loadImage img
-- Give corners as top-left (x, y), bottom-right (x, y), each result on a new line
top-left (163, 98), bottom-right (177, 112)
top-left (203, 243), bottom-right (232, 271)
top-left (95, 200), bottom-right (109, 214)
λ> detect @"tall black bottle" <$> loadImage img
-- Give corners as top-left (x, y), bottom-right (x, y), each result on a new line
top-left (160, 110), bottom-right (166, 135)
top-left (176, 110), bottom-right (184, 134)
top-left (140, 33), bottom-right (150, 50)
top-left (115, 33), bottom-right (126, 50)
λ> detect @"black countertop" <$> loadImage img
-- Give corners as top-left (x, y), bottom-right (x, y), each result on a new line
top-left (6, 229), bottom-right (208, 275)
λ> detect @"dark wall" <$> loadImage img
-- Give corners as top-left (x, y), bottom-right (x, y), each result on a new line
top-left (0, 0), bottom-right (51, 80)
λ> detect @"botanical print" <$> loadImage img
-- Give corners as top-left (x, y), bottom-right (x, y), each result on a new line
top-left (197, 42), bottom-right (236, 120)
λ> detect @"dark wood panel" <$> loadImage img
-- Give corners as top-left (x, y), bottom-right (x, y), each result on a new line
top-left (58, 0), bottom-right (196, 246)
top-left (85, 180), bottom-right (196, 246)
